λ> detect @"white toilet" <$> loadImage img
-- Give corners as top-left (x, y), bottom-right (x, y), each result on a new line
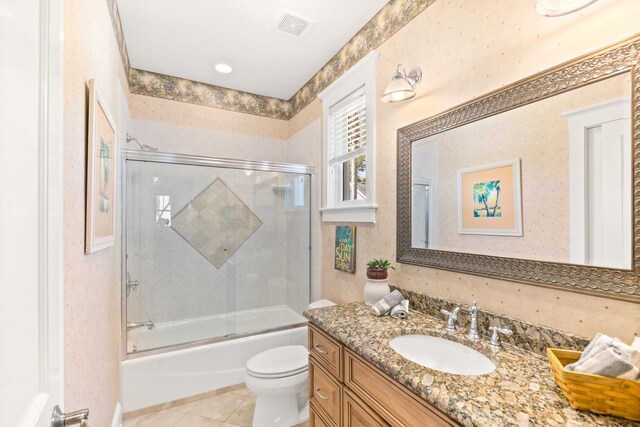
top-left (245, 299), bottom-right (336, 427)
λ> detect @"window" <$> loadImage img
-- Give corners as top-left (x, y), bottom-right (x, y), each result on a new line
top-left (286, 175), bottom-right (308, 210)
top-left (155, 195), bottom-right (171, 226)
top-left (329, 88), bottom-right (367, 202)
top-left (319, 51), bottom-right (377, 222)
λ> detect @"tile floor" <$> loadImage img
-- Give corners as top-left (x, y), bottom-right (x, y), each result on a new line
top-left (123, 386), bottom-right (308, 427)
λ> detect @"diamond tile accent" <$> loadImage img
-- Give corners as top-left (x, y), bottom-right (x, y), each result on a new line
top-left (171, 178), bottom-right (262, 268)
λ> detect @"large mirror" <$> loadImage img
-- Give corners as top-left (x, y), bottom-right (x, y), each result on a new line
top-left (397, 35), bottom-right (640, 302)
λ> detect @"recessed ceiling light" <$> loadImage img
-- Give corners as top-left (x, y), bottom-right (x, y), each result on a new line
top-left (214, 63), bottom-right (233, 74)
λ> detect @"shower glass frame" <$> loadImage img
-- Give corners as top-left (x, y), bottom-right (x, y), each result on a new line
top-left (121, 149), bottom-right (315, 360)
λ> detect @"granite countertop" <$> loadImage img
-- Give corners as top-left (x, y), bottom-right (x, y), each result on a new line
top-left (304, 302), bottom-right (635, 427)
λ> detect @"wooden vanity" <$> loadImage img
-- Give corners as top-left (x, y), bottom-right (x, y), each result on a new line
top-left (308, 323), bottom-right (458, 427)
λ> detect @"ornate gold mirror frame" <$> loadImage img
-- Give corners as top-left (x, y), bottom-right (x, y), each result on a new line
top-left (396, 34), bottom-right (640, 302)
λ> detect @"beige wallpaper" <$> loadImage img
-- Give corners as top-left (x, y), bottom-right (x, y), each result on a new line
top-left (129, 94), bottom-right (289, 141)
top-left (320, 0), bottom-right (640, 343)
top-left (425, 73), bottom-right (629, 263)
top-left (63, 0), bottom-right (128, 425)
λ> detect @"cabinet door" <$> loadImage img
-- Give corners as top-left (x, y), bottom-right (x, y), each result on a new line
top-left (310, 403), bottom-right (333, 427)
top-left (344, 349), bottom-right (457, 426)
top-left (343, 389), bottom-right (389, 427)
top-left (310, 358), bottom-right (342, 424)
top-left (309, 324), bottom-right (344, 379)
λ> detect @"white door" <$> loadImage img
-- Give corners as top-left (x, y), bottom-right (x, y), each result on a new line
top-left (565, 97), bottom-right (632, 269)
top-left (0, 0), bottom-right (66, 426)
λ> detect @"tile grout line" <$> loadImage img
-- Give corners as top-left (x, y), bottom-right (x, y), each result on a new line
top-left (221, 395), bottom-right (250, 425)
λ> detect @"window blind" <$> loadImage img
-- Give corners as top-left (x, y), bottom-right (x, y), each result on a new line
top-left (328, 87), bottom-right (366, 164)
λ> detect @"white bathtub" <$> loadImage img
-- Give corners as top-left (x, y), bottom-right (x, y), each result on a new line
top-left (122, 305), bottom-right (308, 412)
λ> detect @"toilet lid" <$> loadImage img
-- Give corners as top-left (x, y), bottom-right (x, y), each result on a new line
top-left (246, 345), bottom-right (308, 378)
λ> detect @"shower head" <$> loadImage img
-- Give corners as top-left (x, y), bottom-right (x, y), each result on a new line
top-left (126, 133), bottom-right (158, 151)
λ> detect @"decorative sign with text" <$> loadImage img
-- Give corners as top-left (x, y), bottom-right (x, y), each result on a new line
top-left (335, 226), bottom-right (356, 274)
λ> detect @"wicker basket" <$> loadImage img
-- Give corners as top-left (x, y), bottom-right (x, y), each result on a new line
top-left (547, 348), bottom-right (640, 421)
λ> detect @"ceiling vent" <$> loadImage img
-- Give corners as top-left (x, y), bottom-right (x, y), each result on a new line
top-left (275, 12), bottom-right (311, 37)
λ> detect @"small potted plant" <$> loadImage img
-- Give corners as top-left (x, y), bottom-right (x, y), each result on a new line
top-left (366, 258), bottom-right (395, 280)
top-left (364, 258), bottom-right (395, 306)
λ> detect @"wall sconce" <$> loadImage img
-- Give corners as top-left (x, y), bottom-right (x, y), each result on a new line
top-left (536, 0), bottom-right (598, 16)
top-left (381, 65), bottom-right (422, 103)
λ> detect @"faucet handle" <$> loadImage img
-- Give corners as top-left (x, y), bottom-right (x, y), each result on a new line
top-left (462, 301), bottom-right (481, 341)
top-left (461, 300), bottom-right (479, 313)
top-left (440, 306), bottom-right (460, 319)
top-left (440, 306), bottom-right (461, 332)
top-left (488, 326), bottom-right (512, 350)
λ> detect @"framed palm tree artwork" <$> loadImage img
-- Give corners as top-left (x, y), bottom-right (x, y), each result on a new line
top-left (457, 159), bottom-right (522, 236)
top-left (85, 79), bottom-right (117, 253)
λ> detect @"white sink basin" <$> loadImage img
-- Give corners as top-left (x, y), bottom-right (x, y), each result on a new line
top-left (389, 335), bottom-right (496, 376)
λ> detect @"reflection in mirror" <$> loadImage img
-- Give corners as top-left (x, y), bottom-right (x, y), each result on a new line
top-left (410, 72), bottom-right (631, 269)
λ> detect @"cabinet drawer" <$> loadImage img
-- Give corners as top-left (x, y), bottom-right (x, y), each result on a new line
top-left (309, 324), bottom-right (343, 379)
top-left (309, 358), bottom-right (342, 424)
top-left (344, 349), bottom-right (458, 427)
top-left (310, 401), bottom-right (334, 427)
top-left (343, 388), bottom-right (389, 427)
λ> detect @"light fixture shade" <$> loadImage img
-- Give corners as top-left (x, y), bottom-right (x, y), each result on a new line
top-left (536, 0), bottom-right (598, 16)
top-left (382, 66), bottom-right (422, 103)
top-left (382, 75), bottom-right (415, 103)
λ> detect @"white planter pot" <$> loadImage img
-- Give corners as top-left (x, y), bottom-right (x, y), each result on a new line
top-left (364, 279), bottom-right (391, 306)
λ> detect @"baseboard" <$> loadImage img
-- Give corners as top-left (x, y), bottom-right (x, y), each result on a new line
top-left (111, 402), bottom-right (122, 427)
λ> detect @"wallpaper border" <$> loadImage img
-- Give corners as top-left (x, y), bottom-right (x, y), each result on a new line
top-left (107, 0), bottom-right (437, 120)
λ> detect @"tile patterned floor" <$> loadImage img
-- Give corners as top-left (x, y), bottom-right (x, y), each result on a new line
top-left (123, 387), bottom-right (308, 427)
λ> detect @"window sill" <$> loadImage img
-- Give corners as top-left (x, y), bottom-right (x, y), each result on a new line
top-left (320, 204), bottom-right (377, 223)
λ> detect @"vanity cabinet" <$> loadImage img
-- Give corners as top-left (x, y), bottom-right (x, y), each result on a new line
top-left (309, 324), bottom-right (459, 427)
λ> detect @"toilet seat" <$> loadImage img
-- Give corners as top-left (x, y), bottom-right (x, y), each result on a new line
top-left (246, 345), bottom-right (308, 379)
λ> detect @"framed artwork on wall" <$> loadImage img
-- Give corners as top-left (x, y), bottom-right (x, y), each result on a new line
top-left (457, 159), bottom-right (522, 236)
top-left (335, 225), bottom-right (356, 273)
top-left (85, 79), bottom-right (116, 254)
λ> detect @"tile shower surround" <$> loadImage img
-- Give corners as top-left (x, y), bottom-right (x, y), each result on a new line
top-left (126, 163), bottom-right (307, 325)
top-left (171, 178), bottom-right (263, 269)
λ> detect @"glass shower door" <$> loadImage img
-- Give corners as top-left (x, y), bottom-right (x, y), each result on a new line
top-left (123, 153), bottom-right (312, 355)
top-left (125, 159), bottom-right (235, 353)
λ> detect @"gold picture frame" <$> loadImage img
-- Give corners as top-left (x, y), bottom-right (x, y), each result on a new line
top-left (457, 159), bottom-right (523, 236)
top-left (85, 79), bottom-right (116, 254)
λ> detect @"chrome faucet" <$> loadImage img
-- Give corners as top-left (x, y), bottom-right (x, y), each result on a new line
top-left (126, 272), bottom-right (139, 297)
top-left (488, 326), bottom-right (513, 350)
top-left (462, 300), bottom-right (480, 341)
top-left (440, 306), bottom-right (461, 332)
top-left (127, 319), bottom-right (155, 331)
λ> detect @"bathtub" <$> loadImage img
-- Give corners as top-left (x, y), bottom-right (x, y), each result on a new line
top-left (122, 305), bottom-right (308, 412)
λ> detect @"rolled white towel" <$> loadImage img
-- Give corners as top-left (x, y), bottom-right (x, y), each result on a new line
top-left (390, 299), bottom-right (409, 319)
top-left (612, 339), bottom-right (640, 368)
top-left (566, 333), bottom-right (612, 371)
top-left (371, 290), bottom-right (404, 316)
top-left (573, 347), bottom-right (640, 380)
top-left (566, 333), bottom-right (640, 380)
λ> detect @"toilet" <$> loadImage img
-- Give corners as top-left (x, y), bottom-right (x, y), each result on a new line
top-left (245, 299), bottom-right (336, 427)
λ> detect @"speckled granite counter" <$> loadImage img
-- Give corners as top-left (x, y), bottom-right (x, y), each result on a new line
top-left (304, 302), bottom-right (635, 427)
